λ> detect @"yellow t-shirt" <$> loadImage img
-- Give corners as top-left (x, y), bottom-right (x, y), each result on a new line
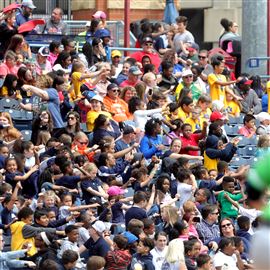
top-left (226, 100), bottom-right (240, 117)
top-left (204, 151), bottom-right (218, 171)
top-left (175, 83), bottom-right (184, 102)
top-left (177, 107), bottom-right (190, 122)
top-left (185, 117), bottom-right (202, 132)
top-left (200, 108), bottom-right (212, 124)
top-left (86, 111), bottom-right (112, 131)
top-left (71, 71), bottom-right (85, 99)
top-left (208, 73), bottom-right (227, 106)
top-left (10, 221), bottom-right (37, 256)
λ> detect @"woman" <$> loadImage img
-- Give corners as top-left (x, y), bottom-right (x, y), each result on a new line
top-left (92, 37), bottom-right (107, 64)
top-left (0, 50), bottom-right (18, 77)
top-left (213, 237), bottom-right (244, 270)
top-left (158, 60), bottom-right (178, 91)
top-left (120, 86), bottom-right (137, 104)
top-left (6, 34), bottom-right (32, 60)
top-left (0, 12), bottom-right (17, 60)
top-left (86, 18), bottom-right (102, 41)
top-left (86, 95), bottom-right (111, 132)
top-left (140, 118), bottom-right (165, 159)
top-left (162, 49), bottom-right (183, 78)
top-left (92, 114), bottom-right (121, 145)
top-left (161, 238), bottom-right (187, 270)
top-left (116, 61), bottom-right (131, 86)
top-left (98, 152), bottom-right (131, 183)
top-left (204, 122), bottom-right (238, 171)
top-left (17, 66), bottom-right (35, 98)
top-left (54, 51), bottom-right (72, 70)
top-left (0, 74), bottom-right (18, 98)
top-left (163, 138), bottom-right (203, 161)
top-left (219, 18), bottom-right (240, 47)
top-left (0, 112), bottom-right (21, 143)
top-left (31, 110), bottom-right (53, 146)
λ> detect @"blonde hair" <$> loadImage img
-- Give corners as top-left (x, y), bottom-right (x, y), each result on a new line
top-left (83, 162), bottom-right (97, 173)
top-left (44, 190), bottom-right (56, 200)
top-left (257, 134), bottom-right (270, 148)
top-left (165, 238), bottom-right (185, 264)
top-left (183, 200), bottom-right (196, 214)
top-left (74, 131), bottom-right (88, 142)
top-left (0, 112), bottom-right (21, 142)
top-left (36, 75), bottom-right (53, 89)
top-left (162, 205), bottom-right (179, 227)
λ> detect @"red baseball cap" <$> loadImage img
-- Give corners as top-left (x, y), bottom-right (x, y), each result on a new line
top-left (18, 19), bottom-right (45, 33)
top-left (210, 111), bottom-right (225, 122)
top-left (2, 3), bottom-right (21, 14)
top-left (238, 77), bottom-right (253, 85)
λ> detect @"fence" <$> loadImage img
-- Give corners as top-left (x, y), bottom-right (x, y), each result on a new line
top-left (247, 57), bottom-right (270, 79)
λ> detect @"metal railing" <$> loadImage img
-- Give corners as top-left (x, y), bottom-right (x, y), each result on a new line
top-left (247, 57), bottom-right (270, 79)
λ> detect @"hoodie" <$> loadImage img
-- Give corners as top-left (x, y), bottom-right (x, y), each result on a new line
top-left (130, 253), bottom-right (155, 270)
top-left (106, 249), bottom-right (132, 270)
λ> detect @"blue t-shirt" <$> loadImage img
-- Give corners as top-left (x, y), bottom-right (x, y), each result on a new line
top-left (84, 236), bottom-right (110, 257)
top-left (55, 175), bottom-right (80, 189)
top-left (5, 171), bottom-right (23, 190)
top-left (125, 206), bottom-right (147, 227)
top-left (140, 135), bottom-right (163, 159)
top-left (111, 201), bottom-right (125, 223)
top-left (46, 88), bottom-right (64, 129)
top-left (81, 178), bottom-right (103, 204)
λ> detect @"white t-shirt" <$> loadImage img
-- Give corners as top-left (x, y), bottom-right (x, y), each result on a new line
top-left (213, 251), bottom-right (239, 270)
top-left (151, 246), bottom-right (168, 270)
top-left (177, 182), bottom-right (193, 208)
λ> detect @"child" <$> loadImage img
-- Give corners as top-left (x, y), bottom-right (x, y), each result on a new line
top-left (165, 102), bottom-right (179, 122)
top-left (21, 141), bottom-right (39, 171)
top-left (86, 256), bottom-right (106, 270)
top-left (4, 157), bottom-right (39, 198)
top-left (58, 225), bottom-right (85, 269)
top-left (218, 176), bottom-right (244, 220)
top-left (236, 216), bottom-right (251, 242)
top-left (131, 237), bottom-right (155, 270)
top-left (238, 114), bottom-right (256, 138)
top-left (185, 107), bottom-right (202, 132)
top-left (208, 169), bottom-right (217, 180)
top-left (233, 236), bottom-right (252, 267)
top-left (59, 250), bottom-right (79, 270)
top-left (184, 238), bottom-right (201, 270)
top-left (48, 41), bottom-right (61, 67)
top-left (176, 169), bottom-right (197, 209)
top-left (197, 95), bottom-right (212, 124)
top-left (225, 92), bottom-right (241, 118)
top-left (0, 74), bottom-right (18, 97)
top-left (194, 188), bottom-right (211, 212)
top-left (0, 144), bottom-right (9, 169)
top-left (196, 254), bottom-right (212, 270)
top-left (177, 96), bottom-right (193, 122)
top-left (105, 234), bottom-right (132, 270)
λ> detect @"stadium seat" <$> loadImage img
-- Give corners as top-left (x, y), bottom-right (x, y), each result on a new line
top-left (237, 146), bottom-right (257, 157)
top-left (21, 130), bottom-right (32, 141)
top-left (237, 136), bottom-right (257, 147)
top-left (230, 157), bottom-right (247, 168)
top-left (0, 98), bottom-right (19, 111)
top-left (224, 125), bottom-right (241, 136)
top-left (228, 116), bottom-right (243, 125)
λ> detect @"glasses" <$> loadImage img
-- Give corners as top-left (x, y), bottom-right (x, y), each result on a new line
top-left (111, 89), bottom-right (120, 93)
top-left (221, 223), bottom-right (232, 228)
top-left (78, 141), bottom-right (88, 145)
top-left (198, 55), bottom-right (207, 59)
top-left (68, 116), bottom-right (75, 120)
top-left (183, 75), bottom-right (193, 79)
top-left (145, 43), bottom-right (153, 46)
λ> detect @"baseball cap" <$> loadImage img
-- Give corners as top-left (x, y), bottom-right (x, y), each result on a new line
top-left (255, 112), bottom-right (270, 123)
top-left (123, 125), bottom-right (135, 135)
top-left (238, 77), bottom-right (253, 85)
top-left (21, 0), bottom-right (36, 9)
top-left (187, 43), bottom-right (199, 52)
top-left (182, 69), bottom-right (193, 77)
top-left (107, 186), bottom-right (125, 196)
top-left (2, 3), bottom-right (21, 14)
top-left (210, 111), bottom-right (225, 122)
top-left (53, 64), bottom-right (69, 73)
top-left (90, 95), bottom-right (103, 103)
top-left (18, 19), bottom-right (45, 34)
top-left (111, 50), bottom-right (122, 58)
top-left (92, 11), bottom-right (107, 20)
top-left (38, 46), bottom-right (50, 57)
top-left (129, 66), bottom-right (142, 76)
top-left (107, 83), bottom-right (119, 91)
top-left (95, 28), bottom-right (111, 39)
top-left (122, 231), bottom-right (138, 244)
top-left (92, 220), bottom-right (106, 234)
top-left (142, 37), bottom-right (153, 44)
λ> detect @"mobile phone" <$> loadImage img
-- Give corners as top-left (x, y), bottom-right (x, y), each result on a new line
top-left (192, 216), bottom-right (201, 223)
top-left (148, 89), bottom-right (153, 96)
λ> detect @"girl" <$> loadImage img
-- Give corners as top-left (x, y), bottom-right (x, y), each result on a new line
top-left (21, 141), bottom-right (39, 170)
top-left (5, 157), bottom-right (39, 197)
top-left (155, 174), bottom-right (180, 208)
top-left (58, 192), bottom-right (99, 228)
top-left (0, 112), bottom-right (21, 143)
top-left (184, 238), bottom-right (202, 270)
top-left (0, 74), bottom-right (17, 97)
top-left (41, 190), bottom-right (60, 217)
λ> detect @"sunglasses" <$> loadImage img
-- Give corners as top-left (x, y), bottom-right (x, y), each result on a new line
top-left (111, 89), bottom-right (120, 93)
top-left (183, 75), bottom-right (193, 78)
top-left (68, 116), bottom-right (75, 120)
top-left (199, 55), bottom-right (207, 59)
top-left (221, 223), bottom-right (232, 228)
top-left (145, 43), bottom-right (153, 46)
top-left (78, 141), bottom-right (88, 145)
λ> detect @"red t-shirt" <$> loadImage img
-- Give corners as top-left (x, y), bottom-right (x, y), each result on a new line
top-left (180, 133), bottom-right (202, 156)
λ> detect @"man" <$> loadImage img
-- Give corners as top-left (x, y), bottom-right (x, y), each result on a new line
top-left (79, 220), bottom-right (110, 257)
top-left (196, 205), bottom-right (220, 247)
top-left (120, 66), bottom-right (142, 88)
top-left (15, 0), bottom-right (36, 26)
top-left (235, 77), bottom-right (262, 114)
top-left (35, 46), bottom-right (52, 75)
top-left (130, 37), bottom-right (161, 72)
top-left (37, 7), bottom-right (67, 35)
top-left (111, 50), bottom-right (122, 78)
top-left (173, 16), bottom-right (195, 53)
top-left (103, 83), bottom-right (129, 122)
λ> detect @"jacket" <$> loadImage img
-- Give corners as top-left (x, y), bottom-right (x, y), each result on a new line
top-left (0, 249), bottom-right (28, 270)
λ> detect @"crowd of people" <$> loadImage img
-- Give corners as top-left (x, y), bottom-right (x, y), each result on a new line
top-left (0, 1), bottom-right (268, 270)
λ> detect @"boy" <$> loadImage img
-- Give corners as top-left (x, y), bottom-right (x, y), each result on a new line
top-left (185, 106), bottom-right (202, 132)
top-left (208, 169), bottom-right (217, 180)
top-left (131, 237), bottom-right (155, 270)
top-left (194, 188), bottom-right (211, 212)
top-left (197, 95), bottom-right (212, 124)
top-left (58, 225), bottom-right (85, 269)
top-left (196, 254), bottom-right (212, 270)
top-left (236, 216), bottom-right (251, 242)
top-left (225, 92), bottom-right (241, 118)
top-left (125, 192), bottom-right (148, 227)
top-left (217, 176), bottom-right (244, 220)
top-left (105, 234), bottom-right (132, 270)
top-left (59, 250), bottom-right (79, 270)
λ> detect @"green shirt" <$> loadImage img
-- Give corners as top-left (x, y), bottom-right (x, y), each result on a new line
top-left (218, 191), bottom-right (243, 219)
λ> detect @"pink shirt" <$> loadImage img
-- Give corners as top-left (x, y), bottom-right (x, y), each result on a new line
top-left (0, 63), bottom-right (18, 77)
top-left (119, 79), bottom-right (139, 88)
top-left (48, 52), bottom-right (58, 66)
top-left (35, 60), bottom-right (52, 75)
top-left (238, 126), bottom-right (253, 137)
